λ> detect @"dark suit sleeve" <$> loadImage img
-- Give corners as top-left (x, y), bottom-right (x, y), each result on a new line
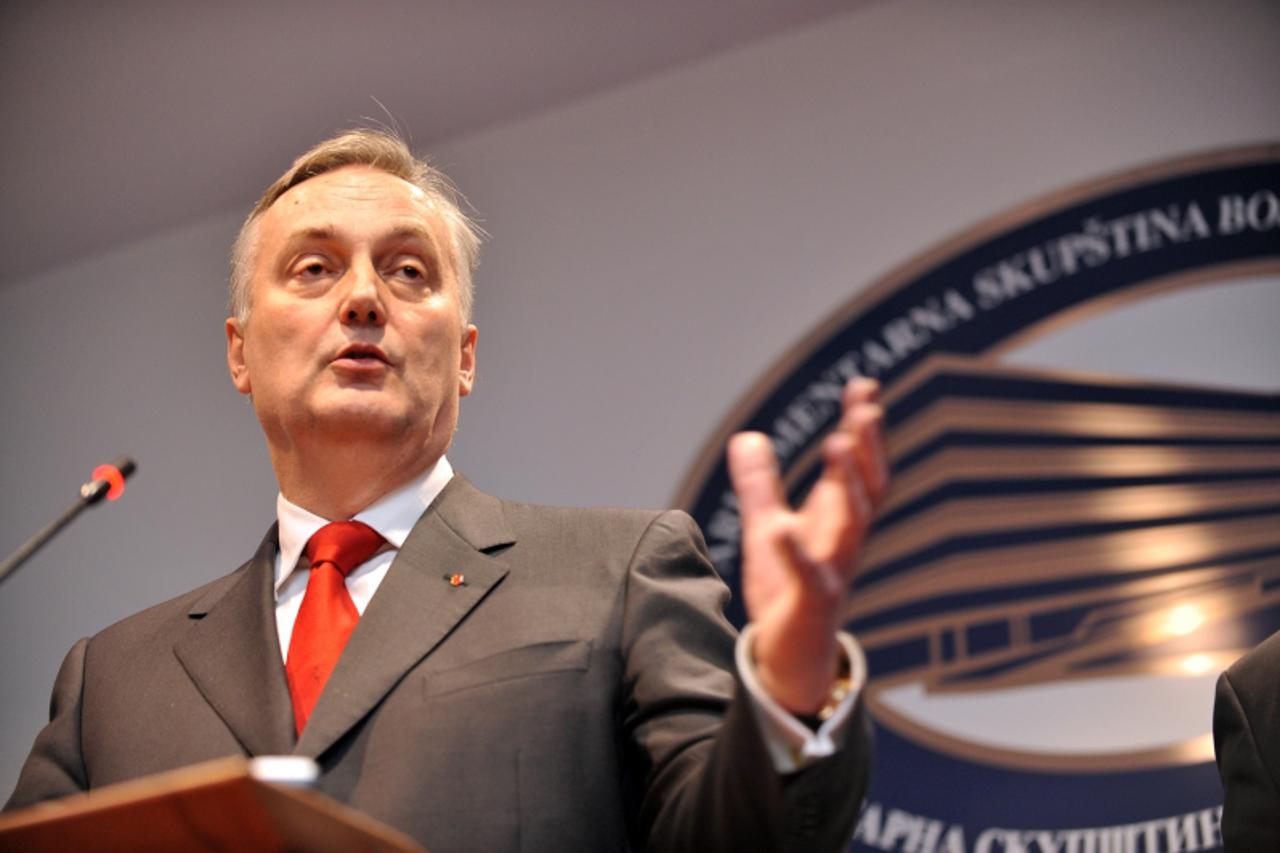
top-left (619, 510), bottom-right (869, 852)
top-left (5, 638), bottom-right (91, 811)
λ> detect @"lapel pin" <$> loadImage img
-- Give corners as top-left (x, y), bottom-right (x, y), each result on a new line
top-left (445, 572), bottom-right (467, 587)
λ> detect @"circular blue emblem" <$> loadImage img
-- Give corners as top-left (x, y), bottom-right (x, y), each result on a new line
top-left (678, 146), bottom-right (1280, 849)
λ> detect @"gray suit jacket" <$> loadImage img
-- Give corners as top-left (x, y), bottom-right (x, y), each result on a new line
top-left (1215, 629), bottom-right (1280, 852)
top-left (7, 476), bottom-right (869, 851)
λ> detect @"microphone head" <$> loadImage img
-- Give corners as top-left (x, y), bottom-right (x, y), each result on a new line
top-left (87, 456), bottom-right (137, 502)
top-left (110, 456), bottom-right (138, 480)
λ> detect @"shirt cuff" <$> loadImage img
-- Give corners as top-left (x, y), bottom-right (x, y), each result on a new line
top-left (735, 624), bottom-right (866, 774)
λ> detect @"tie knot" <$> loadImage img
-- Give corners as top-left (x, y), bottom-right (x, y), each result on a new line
top-left (305, 521), bottom-right (384, 578)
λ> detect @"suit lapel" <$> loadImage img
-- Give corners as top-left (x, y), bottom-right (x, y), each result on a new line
top-left (294, 476), bottom-right (515, 759)
top-left (173, 526), bottom-right (297, 757)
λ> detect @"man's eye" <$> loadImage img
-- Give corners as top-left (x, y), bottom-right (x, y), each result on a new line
top-left (395, 263), bottom-right (425, 280)
top-left (294, 260), bottom-right (328, 278)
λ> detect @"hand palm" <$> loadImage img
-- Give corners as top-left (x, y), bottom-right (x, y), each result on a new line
top-left (729, 380), bottom-right (887, 713)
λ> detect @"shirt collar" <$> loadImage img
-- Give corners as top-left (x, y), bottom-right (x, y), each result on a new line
top-left (274, 456), bottom-right (454, 594)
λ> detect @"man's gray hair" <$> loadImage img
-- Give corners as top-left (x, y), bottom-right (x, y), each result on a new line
top-left (229, 129), bottom-right (481, 324)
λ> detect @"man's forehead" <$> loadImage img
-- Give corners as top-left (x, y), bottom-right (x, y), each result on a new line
top-left (260, 166), bottom-right (442, 241)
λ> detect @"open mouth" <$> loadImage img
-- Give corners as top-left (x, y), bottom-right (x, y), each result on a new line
top-left (334, 344), bottom-right (389, 365)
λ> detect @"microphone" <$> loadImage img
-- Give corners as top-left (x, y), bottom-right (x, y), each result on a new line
top-left (81, 457), bottom-right (137, 504)
top-left (0, 456), bottom-right (137, 587)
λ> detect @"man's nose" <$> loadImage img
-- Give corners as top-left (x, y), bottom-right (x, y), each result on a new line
top-left (339, 261), bottom-right (386, 325)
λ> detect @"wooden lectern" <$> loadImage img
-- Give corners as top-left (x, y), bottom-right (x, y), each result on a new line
top-left (0, 756), bottom-right (424, 852)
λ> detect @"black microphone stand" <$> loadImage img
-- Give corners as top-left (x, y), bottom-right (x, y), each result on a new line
top-left (0, 457), bottom-right (136, 587)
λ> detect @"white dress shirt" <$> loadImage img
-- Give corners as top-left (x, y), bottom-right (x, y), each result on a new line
top-left (272, 456), bottom-right (862, 772)
top-left (273, 456), bottom-right (456, 658)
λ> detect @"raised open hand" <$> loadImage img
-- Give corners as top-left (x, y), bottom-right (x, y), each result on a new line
top-left (728, 378), bottom-right (889, 714)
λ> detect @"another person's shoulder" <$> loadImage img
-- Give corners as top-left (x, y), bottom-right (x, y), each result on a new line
top-left (1226, 629), bottom-right (1280, 695)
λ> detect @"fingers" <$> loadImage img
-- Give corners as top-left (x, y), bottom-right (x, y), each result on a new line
top-left (800, 430), bottom-right (870, 564)
top-left (847, 376), bottom-right (879, 407)
top-left (727, 431), bottom-right (785, 524)
top-left (842, 378), bottom-right (890, 506)
top-left (732, 378), bottom-right (891, 585)
top-left (792, 378), bottom-right (890, 568)
top-left (853, 407), bottom-right (890, 507)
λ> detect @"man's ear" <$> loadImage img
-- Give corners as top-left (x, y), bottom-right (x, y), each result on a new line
top-left (226, 317), bottom-right (252, 395)
top-left (458, 324), bottom-right (477, 397)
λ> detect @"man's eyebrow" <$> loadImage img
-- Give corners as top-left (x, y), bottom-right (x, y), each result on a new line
top-left (274, 225), bottom-right (442, 263)
top-left (278, 226), bottom-right (339, 254)
top-left (382, 226), bottom-right (441, 251)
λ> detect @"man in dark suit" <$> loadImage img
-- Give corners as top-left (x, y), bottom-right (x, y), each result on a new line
top-left (1215, 630), bottom-right (1280, 851)
top-left (6, 130), bottom-right (887, 850)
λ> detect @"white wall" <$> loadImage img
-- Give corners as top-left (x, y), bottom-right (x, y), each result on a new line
top-left (2, 0), bottom-right (1277, 793)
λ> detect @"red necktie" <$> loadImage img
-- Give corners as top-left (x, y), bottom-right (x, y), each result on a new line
top-left (286, 520), bottom-right (384, 734)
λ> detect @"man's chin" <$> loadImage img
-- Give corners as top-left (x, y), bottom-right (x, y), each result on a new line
top-left (308, 401), bottom-right (413, 439)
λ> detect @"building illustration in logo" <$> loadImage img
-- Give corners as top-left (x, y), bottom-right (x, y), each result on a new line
top-left (677, 146), bottom-right (1279, 847)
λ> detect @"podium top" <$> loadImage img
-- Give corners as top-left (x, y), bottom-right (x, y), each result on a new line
top-left (0, 756), bottom-right (425, 852)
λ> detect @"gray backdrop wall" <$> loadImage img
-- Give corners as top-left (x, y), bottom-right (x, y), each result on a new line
top-left (2, 0), bottom-right (1278, 798)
